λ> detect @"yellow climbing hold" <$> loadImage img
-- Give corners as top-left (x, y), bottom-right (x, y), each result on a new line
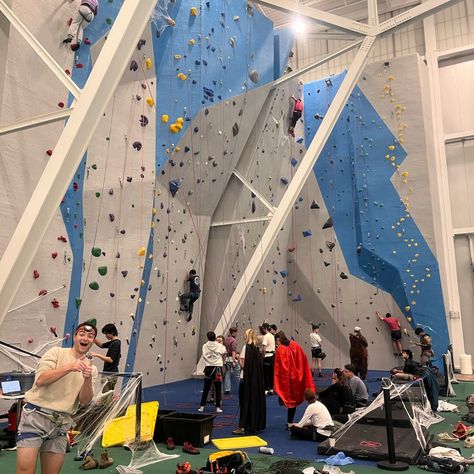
top-left (176, 117), bottom-right (184, 125)
top-left (405, 306), bottom-right (410, 311)
top-left (175, 146), bottom-right (181, 152)
top-left (161, 114), bottom-right (169, 123)
top-left (152, 208), bottom-right (157, 215)
top-left (388, 145), bottom-right (395, 151)
top-left (188, 38), bottom-right (195, 46)
top-left (190, 6), bottom-right (198, 16)
top-left (146, 97), bottom-right (155, 107)
top-left (145, 58), bottom-right (152, 70)
top-left (169, 124), bottom-right (180, 133)
top-left (401, 171), bottom-right (409, 177)
top-left (174, 54), bottom-right (182, 60)
top-left (138, 247), bottom-right (146, 257)
top-left (177, 72), bottom-right (187, 81)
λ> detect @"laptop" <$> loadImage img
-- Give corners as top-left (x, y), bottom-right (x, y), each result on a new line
top-left (1, 380), bottom-right (23, 396)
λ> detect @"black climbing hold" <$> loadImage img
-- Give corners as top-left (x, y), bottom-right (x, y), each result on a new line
top-left (310, 200), bottom-right (320, 209)
top-left (322, 216), bottom-right (333, 229)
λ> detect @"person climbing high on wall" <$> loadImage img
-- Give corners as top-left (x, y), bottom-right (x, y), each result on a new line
top-left (376, 310), bottom-right (403, 356)
top-left (63, 0), bottom-right (99, 52)
top-left (288, 95), bottom-right (304, 137)
top-left (179, 269), bottom-right (201, 322)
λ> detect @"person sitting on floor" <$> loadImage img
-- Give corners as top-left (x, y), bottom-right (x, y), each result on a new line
top-left (318, 368), bottom-right (355, 415)
top-left (391, 349), bottom-right (420, 382)
top-left (289, 388), bottom-right (334, 441)
top-left (343, 364), bottom-right (368, 407)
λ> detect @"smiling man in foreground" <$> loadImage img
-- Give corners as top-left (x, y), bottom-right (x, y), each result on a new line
top-left (16, 322), bottom-right (98, 474)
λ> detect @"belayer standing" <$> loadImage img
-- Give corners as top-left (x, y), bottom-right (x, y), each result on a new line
top-left (63, 1), bottom-right (99, 52)
top-left (288, 95), bottom-right (303, 137)
top-left (179, 269), bottom-right (201, 322)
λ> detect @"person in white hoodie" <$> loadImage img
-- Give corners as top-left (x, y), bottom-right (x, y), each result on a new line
top-left (198, 331), bottom-right (226, 413)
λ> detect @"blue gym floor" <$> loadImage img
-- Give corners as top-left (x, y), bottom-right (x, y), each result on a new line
top-left (143, 369), bottom-right (388, 463)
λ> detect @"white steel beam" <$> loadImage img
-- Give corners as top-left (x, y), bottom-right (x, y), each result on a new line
top-left (378, 0), bottom-right (463, 34)
top-left (232, 169), bottom-right (276, 214)
top-left (0, 0), bottom-right (157, 327)
top-left (0, 0), bottom-right (81, 99)
top-left (0, 108), bottom-right (73, 136)
top-left (211, 35), bottom-right (376, 340)
top-left (368, 0), bottom-right (379, 28)
top-left (210, 215), bottom-right (273, 227)
top-left (445, 130), bottom-right (474, 144)
top-left (272, 38), bottom-right (364, 88)
top-left (254, 0), bottom-right (371, 35)
top-left (453, 227), bottom-right (474, 236)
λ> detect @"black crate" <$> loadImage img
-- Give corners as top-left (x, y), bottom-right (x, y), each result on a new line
top-left (161, 412), bottom-right (215, 447)
top-left (0, 372), bottom-right (35, 393)
top-left (153, 409), bottom-right (176, 442)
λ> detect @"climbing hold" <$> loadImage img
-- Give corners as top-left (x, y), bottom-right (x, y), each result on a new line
top-left (75, 297), bottom-right (82, 309)
top-left (169, 124), bottom-right (180, 133)
top-left (340, 272), bottom-right (348, 279)
top-left (324, 261), bottom-right (331, 267)
top-left (58, 102), bottom-right (64, 108)
top-left (326, 241), bottom-right (335, 251)
top-left (91, 247), bottom-right (101, 257)
top-left (109, 213), bottom-right (115, 222)
top-left (292, 294), bottom-right (302, 302)
top-left (33, 270), bottom-right (40, 279)
top-left (249, 69), bottom-right (259, 83)
top-left (322, 216), bottom-right (333, 229)
top-left (280, 177), bottom-right (289, 185)
top-left (139, 115), bottom-right (148, 126)
top-left (132, 141), bottom-right (142, 151)
top-left (51, 252), bottom-right (58, 259)
top-left (177, 72), bottom-right (187, 81)
top-left (310, 200), bottom-right (320, 210)
top-left (138, 247), bottom-right (146, 257)
top-left (89, 281), bottom-right (99, 290)
top-left (146, 97), bottom-right (154, 107)
top-left (290, 158), bottom-right (298, 167)
top-left (169, 179), bottom-right (181, 197)
top-left (302, 230), bottom-right (312, 238)
top-left (98, 266), bottom-right (108, 276)
top-left (279, 270), bottom-right (288, 278)
top-left (232, 122), bottom-right (239, 137)
top-left (121, 270), bottom-right (128, 277)
top-left (38, 289), bottom-right (48, 296)
top-left (145, 57), bottom-right (152, 70)
top-left (46, 149), bottom-right (53, 156)
top-left (288, 247), bottom-right (295, 252)
top-left (190, 6), bottom-right (198, 16)
top-left (188, 39), bottom-right (195, 46)
top-left (51, 298), bottom-right (60, 308)
top-left (137, 39), bottom-right (146, 50)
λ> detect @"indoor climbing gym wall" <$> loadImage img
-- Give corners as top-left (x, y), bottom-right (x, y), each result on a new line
top-left (0, 0), bottom-right (449, 392)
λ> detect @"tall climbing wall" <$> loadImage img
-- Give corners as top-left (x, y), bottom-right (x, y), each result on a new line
top-left (202, 54), bottom-right (448, 372)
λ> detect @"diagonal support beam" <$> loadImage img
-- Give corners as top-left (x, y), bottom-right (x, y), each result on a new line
top-left (209, 34), bottom-right (376, 347)
top-left (233, 169), bottom-right (276, 214)
top-left (0, 0), bottom-right (157, 327)
top-left (378, 0), bottom-right (463, 34)
top-left (210, 215), bottom-right (273, 227)
top-left (0, 108), bottom-right (73, 136)
top-left (0, 0), bottom-right (81, 99)
top-left (272, 38), bottom-right (363, 88)
top-left (254, 0), bottom-right (371, 35)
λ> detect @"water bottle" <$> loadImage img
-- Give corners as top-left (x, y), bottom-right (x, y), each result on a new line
top-left (259, 446), bottom-right (274, 455)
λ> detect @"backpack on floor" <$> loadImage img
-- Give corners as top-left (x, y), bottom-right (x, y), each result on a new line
top-left (205, 450), bottom-right (253, 474)
top-left (462, 394), bottom-right (474, 423)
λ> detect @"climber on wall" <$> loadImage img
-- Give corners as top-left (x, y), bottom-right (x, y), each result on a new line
top-left (179, 269), bottom-right (201, 322)
top-left (63, 0), bottom-right (99, 52)
top-left (288, 95), bottom-right (304, 137)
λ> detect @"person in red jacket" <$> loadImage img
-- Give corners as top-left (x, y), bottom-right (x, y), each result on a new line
top-left (376, 310), bottom-right (403, 356)
top-left (273, 331), bottom-right (315, 428)
top-left (289, 95), bottom-right (304, 136)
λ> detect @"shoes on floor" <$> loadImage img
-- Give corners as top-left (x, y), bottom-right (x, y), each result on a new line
top-left (80, 455), bottom-right (98, 470)
top-left (166, 436), bottom-right (175, 450)
top-left (99, 450), bottom-right (114, 469)
top-left (75, 450), bottom-right (93, 462)
top-left (436, 432), bottom-right (459, 442)
top-left (182, 442), bottom-right (200, 455)
top-left (216, 407), bottom-right (223, 413)
top-left (464, 436), bottom-right (474, 448)
top-left (198, 406), bottom-right (204, 412)
top-left (232, 427), bottom-right (246, 435)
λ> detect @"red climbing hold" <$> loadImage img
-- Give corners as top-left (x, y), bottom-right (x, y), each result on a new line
top-left (51, 252), bottom-right (58, 259)
top-left (67, 17), bottom-right (72, 26)
top-left (33, 270), bottom-right (40, 279)
top-left (58, 102), bottom-right (64, 108)
top-left (84, 38), bottom-right (91, 45)
top-left (65, 69), bottom-right (71, 76)
top-left (57, 235), bottom-right (67, 243)
top-left (73, 182), bottom-right (79, 191)
top-left (27, 338), bottom-right (34, 344)
top-left (288, 247), bottom-right (296, 252)
top-left (75, 63), bottom-right (84, 69)
top-left (51, 298), bottom-right (60, 308)
top-left (38, 289), bottom-right (48, 296)
top-left (46, 149), bottom-right (53, 156)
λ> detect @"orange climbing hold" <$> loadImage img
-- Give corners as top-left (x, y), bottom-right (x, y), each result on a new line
top-left (190, 6), bottom-right (199, 16)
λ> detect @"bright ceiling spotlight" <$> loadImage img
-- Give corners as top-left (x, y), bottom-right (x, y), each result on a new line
top-left (291, 17), bottom-right (307, 35)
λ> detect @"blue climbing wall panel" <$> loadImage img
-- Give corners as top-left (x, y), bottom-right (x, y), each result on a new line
top-left (304, 72), bottom-right (449, 365)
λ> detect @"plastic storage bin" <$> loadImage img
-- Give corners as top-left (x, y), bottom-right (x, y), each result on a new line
top-left (161, 412), bottom-right (215, 447)
top-left (153, 409), bottom-right (176, 442)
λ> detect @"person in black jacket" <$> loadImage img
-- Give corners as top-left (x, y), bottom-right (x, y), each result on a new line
top-left (92, 323), bottom-right (121, 392)
top-left (318, 368), bottom-right (355, 415)
top-left (391, 349), bottom-right (420, 381)
top-left (179, 269), bottom-right (201, 322)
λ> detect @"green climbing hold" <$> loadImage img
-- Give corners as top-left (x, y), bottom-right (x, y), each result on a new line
top-left (98, 266), bottom-right (108, 276)
top-left (95, 192), bottom-right (101, 198)
top-left (106, 18), bottom-right (113, 24)
top-left (91, 164), bottom-right (97, 170)
top-left (75, 297), bottom-right (82, 309)
top-left (89, 281), bottom-right (99, 290)
top-left (91, 247), bottom-right (101, 257)
top-left (86, 318), bottom-right (97, 327)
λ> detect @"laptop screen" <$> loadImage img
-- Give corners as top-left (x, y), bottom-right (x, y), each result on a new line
top-left (1, 380), bottom-right (21, 394)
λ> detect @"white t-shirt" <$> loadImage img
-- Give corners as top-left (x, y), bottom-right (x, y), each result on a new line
top-left (262, 333), bottom-right (275, 357)
top-left (239, 344), bottom-right (247, 379)
top-left (310, 332), bottom-right (322, 348)
top-left (294, 400), bottom-right (334, 436)
top-left (202, 341), bottom-right (226, 366)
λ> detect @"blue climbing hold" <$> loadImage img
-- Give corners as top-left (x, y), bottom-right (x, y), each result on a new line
top-left (169, 179), bottom-right (181, 197)
top-left (302, 230), bottom-right (312, 237)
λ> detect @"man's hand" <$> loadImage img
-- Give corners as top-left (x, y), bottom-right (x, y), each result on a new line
top-left (71, 357), bottom-right (89, 373)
